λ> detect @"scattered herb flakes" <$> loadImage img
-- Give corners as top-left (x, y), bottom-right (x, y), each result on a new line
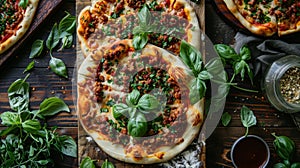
top-left (280, 67), bottom-right (300, 104)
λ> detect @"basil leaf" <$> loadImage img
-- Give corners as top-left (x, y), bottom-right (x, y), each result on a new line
top-left (126, 89), bottom-right (140, 106)
top-left (214, 44), bottom-right (239, 61)
top-left (138, 5), bottom-right (151, 26)
top-left (240, 45), bottom-right (251, 61)
top-left (189, 78), bottom-right (206, 104)
top-left (274, 163), bottom-right (288, 168)
top-left (49, 57), bottom-right (68, 78)
top-left (137, 94), bottom-right (160, 113)
top-left (46, 23), bottom-right (60, 51)
top-left (221, 112), bottom-right (231, 126)
top-left (59, 35), bottom-right (73, 51)
top-left (133, 33), bottom-right (148, 50)
top-left (234, 60), bottom-right (247, 80)
top-left (0, 112), bottom-right (21, 126)
top-left (22, 119), bottom-right (41, 133)
top-left (0, 125), bottom-right (18, 136)
top-left (37, 160), bottom-right (49, 165)
top-left (291, 163), bottom-right (300, 168)
top-left (180, 40), bottom-right (203, 76)
top-left (38, 97), bottom-right (70, 117)
top-left (127, 113), bottom-right (148, 137)
top-left (23, 61), bottom-right (35, 74)
top-left (112, 103), bottom-right (129, 119)
top-left (245, 63), bottom-right (254, 85)
top-left (80, 157), bottom-right (96, 168)
top-left (205, 57), bottom-right (224, 75)
top-left (240, 105), bottom-right (256, 136)
top-left (57, 135), bottom-right (77, 157)
top-left (8, 75), bottom-right (30, 112)
top-left (29, 40), bottom-right (44, 58)
top-left (59, 12), bottom-right (76, 38)
top-left (18, 0), bottom-right (28, 8)
top-left (197, 70), bottom-right (212, 80)
top-left (101, 159), bottom-right (115, 168)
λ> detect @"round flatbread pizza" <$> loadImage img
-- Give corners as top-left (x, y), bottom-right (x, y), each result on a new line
top-left (223, 0), bottom-right (300, 36)
top-left (77, 39), bottom-right (204, 164)
top-left (77, 0), bottom-right (201, 57)
top-left (0, 0), bottom-right (39, 54)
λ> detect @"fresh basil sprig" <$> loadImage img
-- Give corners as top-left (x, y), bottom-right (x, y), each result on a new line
top-left (18, 0), bottom-right (28, 9)
top-left (132, 5), bottom-right (153, 50)
top-left (240, 105), bottom-right (257, 136)
top-left (214, 44), bottom-right (254, 84)
top-left (179, 40), bottom-right (211, 103)
top-left (112, 89), bottom-right (161, 137)
top-left (0, 77), bottom-right (76, 167)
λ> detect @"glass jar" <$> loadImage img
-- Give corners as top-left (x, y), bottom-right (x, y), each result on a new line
top-left (262, 55), bottom-right (300, 113)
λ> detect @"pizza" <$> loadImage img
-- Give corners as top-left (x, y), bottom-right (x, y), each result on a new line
top-left (77, 39), bottom-right (204, 164)
top-left (77, 0), bottom-right (201, 57)
top-left (0, 0), bottom-right (39, 54)
top-left (223, 0), bottom-right (300, 36)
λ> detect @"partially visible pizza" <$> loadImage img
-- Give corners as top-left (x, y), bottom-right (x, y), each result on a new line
top-left (77, 39), bottom-right (204, 164)
top-left (77, 0), bottom-right (201, 57)
top-left (0, 0), bottom-right (39, 54)
top-left (223, 0), bottom-right (300, 36)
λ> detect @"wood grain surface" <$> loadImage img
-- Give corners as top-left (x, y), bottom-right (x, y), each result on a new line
top-left (0, 0), bottom-right (299, 168)
top-left (0, 0), bottom-right (64, 67)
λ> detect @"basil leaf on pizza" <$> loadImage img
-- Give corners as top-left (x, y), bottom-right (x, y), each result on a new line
top-left (112, 103), bottom-right (130, 119)
top-left (127, 113), bottom-right (148, 137)
top-left (137, 94), bottom-right (160, 113)
top-left (19, 0), bottom-right (29, 9)
top-left (180, 40), bottom-right (203, 76)
top-left (126, 89), bottom-right (140, 106)
top-left (132, 33), bottom-right (148, 50)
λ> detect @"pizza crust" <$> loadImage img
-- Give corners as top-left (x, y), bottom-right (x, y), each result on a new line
top-left (77, 39), bottom-right (204, 164)
top-left (0, 0), bottom-right (39, 54)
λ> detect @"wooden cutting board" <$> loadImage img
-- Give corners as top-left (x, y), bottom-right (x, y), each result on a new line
top-left (0, 0), bottom-right (64, 67)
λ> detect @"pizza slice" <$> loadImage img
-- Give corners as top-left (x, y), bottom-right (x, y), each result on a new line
top-left (0, 0), bottom-right (39, 54)
top-left (77, 0), bottom-right (201, 57)
top-left (77, 39), bottom-right (203, 164)
top-left (223, 0), bottom-right (277, 36)
top-left (273, 0), bottom-right (300, 36)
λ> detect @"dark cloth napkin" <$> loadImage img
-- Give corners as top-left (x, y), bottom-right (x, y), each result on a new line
top-left (234, 32), bottom-right (300, 129)
top-left (234, 32), bottom-right (300, 76)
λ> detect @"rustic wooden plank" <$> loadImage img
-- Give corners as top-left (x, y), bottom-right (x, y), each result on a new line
top-left (0, 0), bottom-right (65, 68)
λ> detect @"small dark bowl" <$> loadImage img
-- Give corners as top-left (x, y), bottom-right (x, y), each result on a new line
top-left (231, 135), bottom-right (270, 168)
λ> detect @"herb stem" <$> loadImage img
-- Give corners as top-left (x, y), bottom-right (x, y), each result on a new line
top-left (245, 127), bottom-right (249, 137)
top-left (232, 85), bottom-right (259, 93)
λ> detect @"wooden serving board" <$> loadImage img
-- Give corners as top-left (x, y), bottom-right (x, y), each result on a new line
top-left (0, 0), bottom-right (64, 68)
top-left (77, 0), bottom-right (206, 167)
top-left (212, 0), bottom-right (248, 33)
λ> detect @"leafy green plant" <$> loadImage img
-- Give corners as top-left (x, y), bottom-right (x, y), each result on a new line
top-left (0, 75), bottom-right (77, 167)
top-left (240, 105), bottom-right (257, 136)
top-left (214, 44), bottom-right (254, 84)
top-left (28, 12), bottom-right (75, 78)
top-left (272, 133), bottom-right (300, 168)
top-left (112, 89), bottom-right (161, 137)
top-left (23, 61), bottom-right (35, 73)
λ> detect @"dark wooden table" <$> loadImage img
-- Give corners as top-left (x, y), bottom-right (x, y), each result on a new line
top-left (0, 0), bottom-right (299, 167)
